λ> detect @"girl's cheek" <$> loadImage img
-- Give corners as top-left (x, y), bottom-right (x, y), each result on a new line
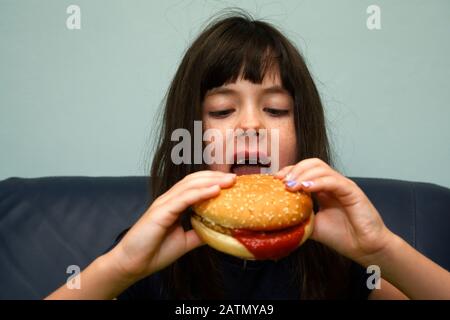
top-left (275, 122), bottom-right (297, 167)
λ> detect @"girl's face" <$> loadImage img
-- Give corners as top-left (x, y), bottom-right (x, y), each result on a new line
top-left (202, 68), bottom-right (297, 174)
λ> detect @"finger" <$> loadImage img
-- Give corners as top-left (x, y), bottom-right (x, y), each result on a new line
top-left (274, 165), bottom-right (294, 179)
top-left (157, 169), bottom-right (226, 194)
top-left (283, 158), bottom-right (327, 182)
top-left (184, 229), bottom-right (205, 252)
top-left (154, 171), bottom-right (235, 206)
top-left (159, 170), bottom-right (230, 197)
top-left (158, 174), bottom-right (235, 207)
top-left (153, 227), bottom-right (206, 270)
top-left (295, 175), bottom-right (360, 208)
top-left (150, 185), bottom-right (221, 230)
top-left (309, 212), bottom-right (329, 242)
top-left (179, 173), bottom-right (236, 192)
top-left (284, 166), bottom-right (331, 191)
top-left (181, 170), bottom-right (232, 182)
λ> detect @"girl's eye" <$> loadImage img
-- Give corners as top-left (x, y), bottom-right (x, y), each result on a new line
top-left (264, 107), bottom-right (289, 117)
top-left (208, 109), bottom-right (234, 118)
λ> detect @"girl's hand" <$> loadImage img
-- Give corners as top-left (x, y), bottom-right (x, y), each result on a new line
top-left (275, 158), bottom-right (395, 266)
top-left (108, 170), bottom-right (236, 281)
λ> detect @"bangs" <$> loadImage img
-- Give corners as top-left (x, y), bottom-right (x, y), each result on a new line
top-left (199, 20), bottom-right (295, 99)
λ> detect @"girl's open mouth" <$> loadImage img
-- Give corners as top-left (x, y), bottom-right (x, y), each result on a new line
top-left (230, 153), bottom-right (271, 175)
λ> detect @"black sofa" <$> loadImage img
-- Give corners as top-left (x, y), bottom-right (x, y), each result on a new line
top-left (0, 176), bottom-right (449, 299)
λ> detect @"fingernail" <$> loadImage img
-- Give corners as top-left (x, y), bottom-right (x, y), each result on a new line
top-left (286, 180), bottom-right (297, 187)
top-left (301, 181), bottom-right (314, 188)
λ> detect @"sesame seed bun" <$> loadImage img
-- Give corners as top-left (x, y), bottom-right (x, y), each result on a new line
top-left (191, 174), bottom-right (315, 260)
top-left (193, 174), bottom-right (313, 230)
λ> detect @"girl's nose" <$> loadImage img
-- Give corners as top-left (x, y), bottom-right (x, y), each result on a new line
top-left (237, 106), bottom-right (264, 132)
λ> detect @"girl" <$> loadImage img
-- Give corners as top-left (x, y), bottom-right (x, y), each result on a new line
top-left (47, 11), bottom-right (450, 300)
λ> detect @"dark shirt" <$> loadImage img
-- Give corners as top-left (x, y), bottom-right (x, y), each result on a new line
top-left (106, 229), bottom-right (372, 300)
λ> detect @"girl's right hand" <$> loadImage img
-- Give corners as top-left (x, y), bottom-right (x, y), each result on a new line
top-left (107, 170), bottom-right (236, 282)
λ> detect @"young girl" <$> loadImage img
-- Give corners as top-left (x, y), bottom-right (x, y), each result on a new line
top-left (47, 11), bottom-right (450, 300)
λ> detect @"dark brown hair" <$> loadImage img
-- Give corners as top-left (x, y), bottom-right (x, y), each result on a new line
top-left (150, 9), bottom-right (351, 299)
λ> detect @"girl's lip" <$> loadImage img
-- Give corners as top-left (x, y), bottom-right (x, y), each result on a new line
top-left (231, 164), bottom-right (269, 176)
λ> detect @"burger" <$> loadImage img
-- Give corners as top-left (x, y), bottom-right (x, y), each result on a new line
top-left (191, 174), bottom-right (315, 260)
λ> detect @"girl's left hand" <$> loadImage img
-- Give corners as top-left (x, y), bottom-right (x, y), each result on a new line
top-left (275, 158), bottom-right (395, 266)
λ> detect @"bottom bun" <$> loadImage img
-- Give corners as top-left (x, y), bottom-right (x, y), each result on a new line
top-left (190, 213), bottom-right (315, 260)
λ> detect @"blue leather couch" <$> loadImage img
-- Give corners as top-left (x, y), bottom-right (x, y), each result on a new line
top-left (0, 176), bottom-right (449, 299)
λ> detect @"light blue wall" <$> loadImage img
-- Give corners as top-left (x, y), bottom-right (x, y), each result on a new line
top-left (1, 0), bottom-right (449, 188)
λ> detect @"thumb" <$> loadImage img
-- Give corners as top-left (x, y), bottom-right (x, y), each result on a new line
top-left (308, 211), bottom-right (333, 244)
top-left (184, 229), bottom-right (205, 252)
top-left (315, 191), bottom-right (339, 209)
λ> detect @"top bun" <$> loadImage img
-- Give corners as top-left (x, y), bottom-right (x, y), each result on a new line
top-left (192, 174), bottom-right (313, 231)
